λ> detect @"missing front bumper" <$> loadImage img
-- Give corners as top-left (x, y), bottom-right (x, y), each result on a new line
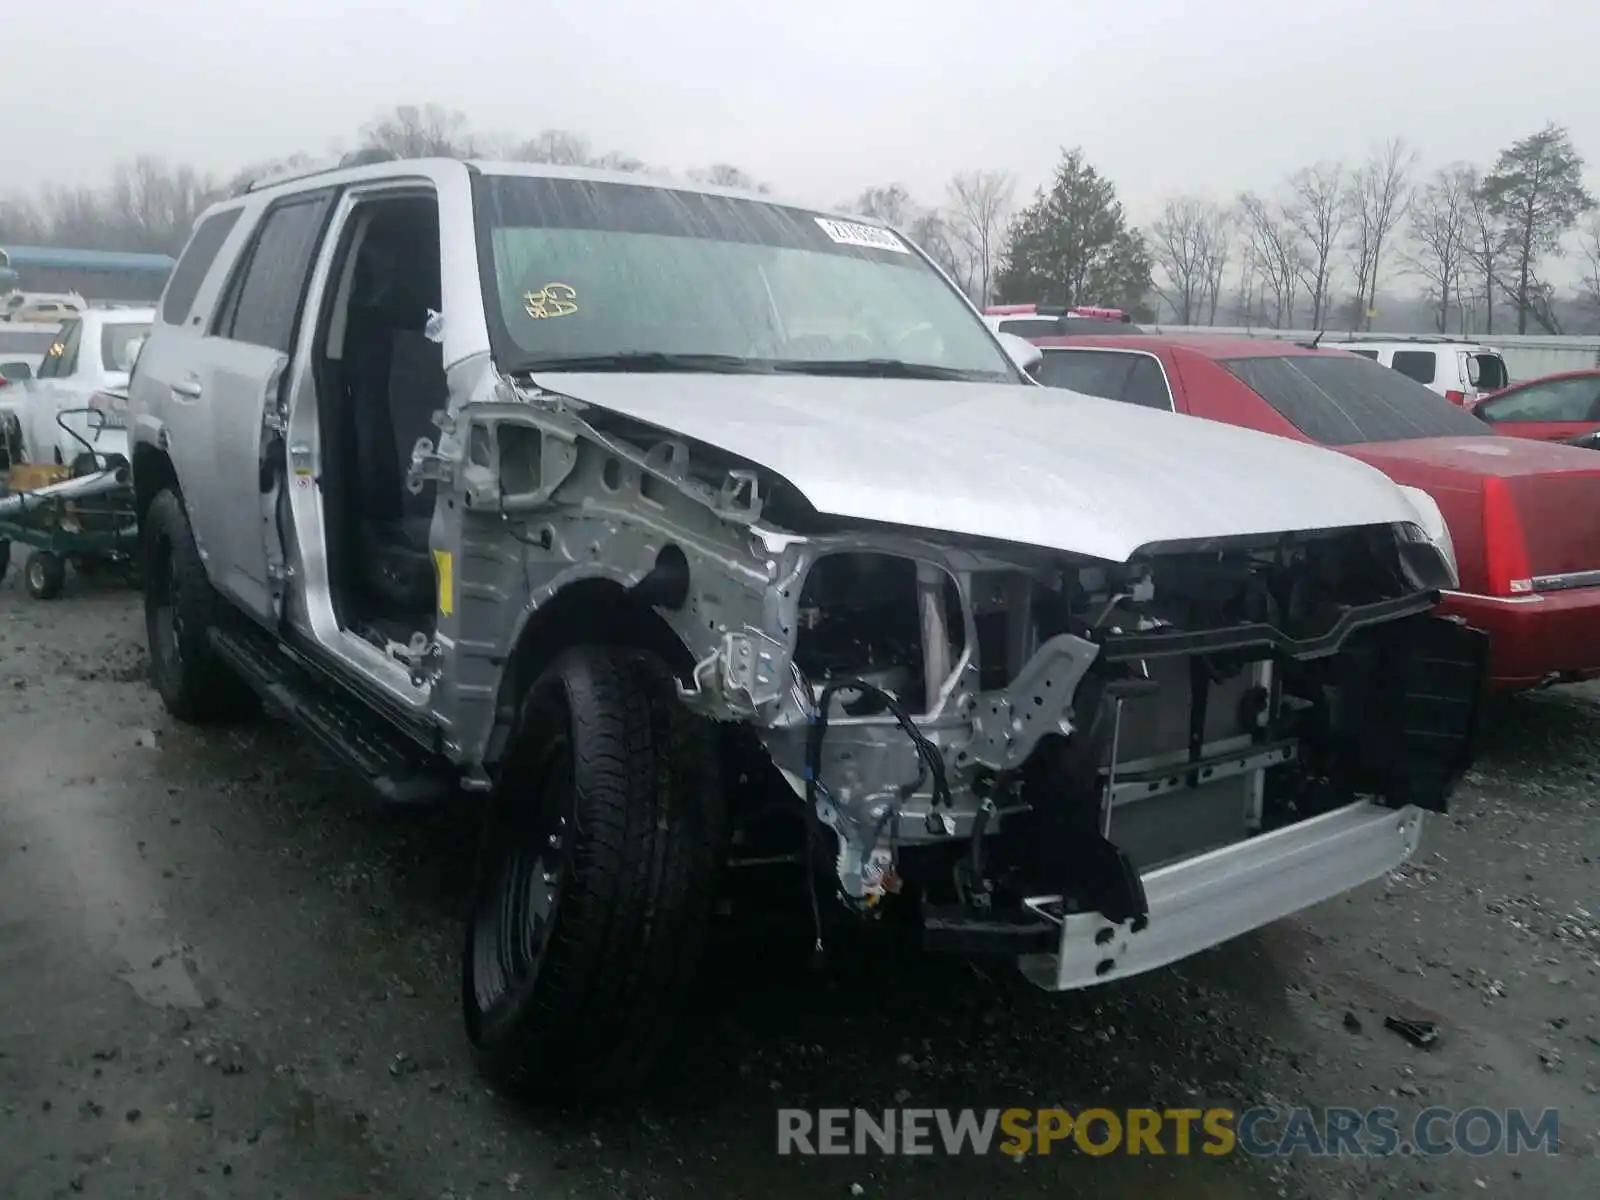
top-left (1013, 799), bottom-right (1423, 991)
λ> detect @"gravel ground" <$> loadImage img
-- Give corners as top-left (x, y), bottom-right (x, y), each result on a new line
top-left (0, 568), bottom-right (1595, 1199)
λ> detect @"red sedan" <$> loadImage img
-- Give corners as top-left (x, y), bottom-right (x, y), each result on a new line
top-left (1463, 368), bottom-right (1600, 443)
top-left (1030, 333), bottom-right (1600, 691)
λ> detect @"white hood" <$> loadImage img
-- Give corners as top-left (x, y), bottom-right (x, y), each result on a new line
top-left (532, 373), bottom-right (1427, 563)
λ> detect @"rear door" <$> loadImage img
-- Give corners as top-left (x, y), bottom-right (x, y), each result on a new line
top-left (1471, 376), bottom-right (1600, 443)
top-left (198, 189), bottom-right (336, 626)
top-left (130, 205), bottom-right (248, 576)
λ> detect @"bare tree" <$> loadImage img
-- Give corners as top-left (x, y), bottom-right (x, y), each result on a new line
top-left (1147, 196), bottom-right (1231, 324)
top-left (1147, 196), bottom-right (1209, 324)
top-left (1344, 137), bottom-right (1417, 330)
top-left (844, 183), bottom-right (915, 227)
top-left (1229, 239), bottom-right (1261, 324)
top-left (1404, 164), bottom-right (1474, 333)
top-left (1238, 193), bottom-right (1302, 327)
top-left (592, 151), bottom-right (649, 174)
top-left (510, 129), bottom-right (594, 165)
top-left (104, 157), bottom-right (220, 254)
top-left (688, 164), bottom-right (769, 193)
top-left (1196, 206), bottom-right (1233, 324)
top-left (909, 211), bottom-right (964, 282)
top-left (32, 184), bottom-right (115, 250)
top-left (1462, 169), bottom-right (1504, 334)
top-left (0, 197), bottom-right (48, 246)
top-left (225, 152), bottom-right (317, 197)
top-left (1285, 161), bottom-right (1345, 327)
top-left (945, 170), bottom-right (1013, 305)
top-left (361, 104), bottom-right (477, 158)
top-left (1580, 214), bottom-right (1600, 327)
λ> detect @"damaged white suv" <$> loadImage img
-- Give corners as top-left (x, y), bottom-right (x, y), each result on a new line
top-left (127, 152), bottom-right (1488, 1100)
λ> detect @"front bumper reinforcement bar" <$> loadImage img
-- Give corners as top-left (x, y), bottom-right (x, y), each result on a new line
top-left (1015, 799), bottom-right (1423, 991)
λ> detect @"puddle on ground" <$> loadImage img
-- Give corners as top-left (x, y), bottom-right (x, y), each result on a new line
top-left (117, 937), bottom-right (209, 1010)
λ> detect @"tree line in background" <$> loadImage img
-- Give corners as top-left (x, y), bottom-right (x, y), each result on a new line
top-left (1151, 124), bottom-right (1600, 336)
top-left (4, 104), bottom-right (1600, 336)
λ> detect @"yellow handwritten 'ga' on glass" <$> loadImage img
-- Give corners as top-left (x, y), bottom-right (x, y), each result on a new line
top-left (524, 283), bottom-right (579, 319)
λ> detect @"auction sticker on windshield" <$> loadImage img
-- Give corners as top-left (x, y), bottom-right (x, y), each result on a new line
top-left (814, 218), bottom-right (910, 253)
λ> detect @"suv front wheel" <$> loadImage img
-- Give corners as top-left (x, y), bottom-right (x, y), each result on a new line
top-left (463, 644), bottom-right (725, 1101)
top-left (141, 489), bottom-right (257, 721)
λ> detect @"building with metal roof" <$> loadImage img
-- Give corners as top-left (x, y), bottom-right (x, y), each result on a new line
top-left (0, 244), bottom-right (176, 303)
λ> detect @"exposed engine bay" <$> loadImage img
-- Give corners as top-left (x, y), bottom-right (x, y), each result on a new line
top-left (435, 377), bottom-right (1489, 983)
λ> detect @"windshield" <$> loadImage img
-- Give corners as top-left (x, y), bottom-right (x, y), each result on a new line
top-left (473, 174), bottom-right (1016, 382)
top-left (1221, 353), bottom-right (1495, 445)
top-left (101, 321), bottom-right (151, 372)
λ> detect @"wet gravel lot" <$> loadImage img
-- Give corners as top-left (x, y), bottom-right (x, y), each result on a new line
top-left (1, 571), bottom-right (1595, 1199)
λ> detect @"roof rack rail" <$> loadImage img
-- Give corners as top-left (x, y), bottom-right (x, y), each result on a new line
top-left (1331, 333), bottom-right (1475, 345)
top-left (233, 147), bottom-right (401, 197)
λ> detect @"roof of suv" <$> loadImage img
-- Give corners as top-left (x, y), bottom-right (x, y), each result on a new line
top-left (1320, 338), bottom-right (1502, 353)
top-left (230, 156), bottom-right (891, 231)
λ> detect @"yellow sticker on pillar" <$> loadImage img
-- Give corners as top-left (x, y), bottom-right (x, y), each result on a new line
top-left (433, 549), bottom-right (455, 616)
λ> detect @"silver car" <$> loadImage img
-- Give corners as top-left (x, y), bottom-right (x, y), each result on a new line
top-left (126, 152), bottom-right (1488, 1102)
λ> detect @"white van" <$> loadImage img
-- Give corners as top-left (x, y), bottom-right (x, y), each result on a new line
top-left (1320, 337), bottom-right (1509, 405)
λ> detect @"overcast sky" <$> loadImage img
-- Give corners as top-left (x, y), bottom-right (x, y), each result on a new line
top-left (5, 0), bottom-right (1597, 223)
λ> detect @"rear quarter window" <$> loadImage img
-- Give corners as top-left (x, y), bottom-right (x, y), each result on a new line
top-left (998, 317), bottom-right (1063, 339)
top-left (1389, 349), bottom-right (1437, 385)
top-left (1036, 348), bottom-right (1134, 399)
top-left (0, 329), bottom-right (60, 355)
top-left (1220, 353), bottom-right (1494, 446)
top-left (161, 208), bottom-right (245, 326)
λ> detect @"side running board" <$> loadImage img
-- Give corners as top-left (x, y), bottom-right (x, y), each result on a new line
top-left (209, 624), bottom-right (457, 805)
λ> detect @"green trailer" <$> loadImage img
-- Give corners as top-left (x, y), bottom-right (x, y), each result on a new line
top-left (0, 408), bottom-right (138, 600)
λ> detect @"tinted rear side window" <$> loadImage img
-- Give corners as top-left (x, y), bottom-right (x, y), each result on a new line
top-left (1122, 356), bottom-right (1172, 409)
top-left (1389, 349), bottom-right (1437, 384)
top-left (1221, 354), bottom-right (1494, 445)
top-left (161, 208), bottom-right (243, 326)
top-left (1037, 349), bottom-right (1134, 399)
top-left (215, 195), bottom-right (331, 353)
top-left (999, 317), bottom-right (1063, 339)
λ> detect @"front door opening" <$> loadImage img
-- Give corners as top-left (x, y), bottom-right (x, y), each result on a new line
top-left (312, 195), bottom-right (444, 651)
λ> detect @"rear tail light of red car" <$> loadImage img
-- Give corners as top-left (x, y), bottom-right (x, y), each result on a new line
top-left (1481, 476), bottom-right (1534, 596)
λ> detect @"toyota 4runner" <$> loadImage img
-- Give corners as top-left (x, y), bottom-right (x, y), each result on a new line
top-left (127, 152), bottom-right (1489, 1100)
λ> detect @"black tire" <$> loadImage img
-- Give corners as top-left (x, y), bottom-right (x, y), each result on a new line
top-left (141, 489), bottom-right (257, 722)
top-left (24, 550), bottom-right (65, 600)
top-left (463, 645), bottom-right (725, 1102)
top-left (0, 539), bottom-right (10, 583)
